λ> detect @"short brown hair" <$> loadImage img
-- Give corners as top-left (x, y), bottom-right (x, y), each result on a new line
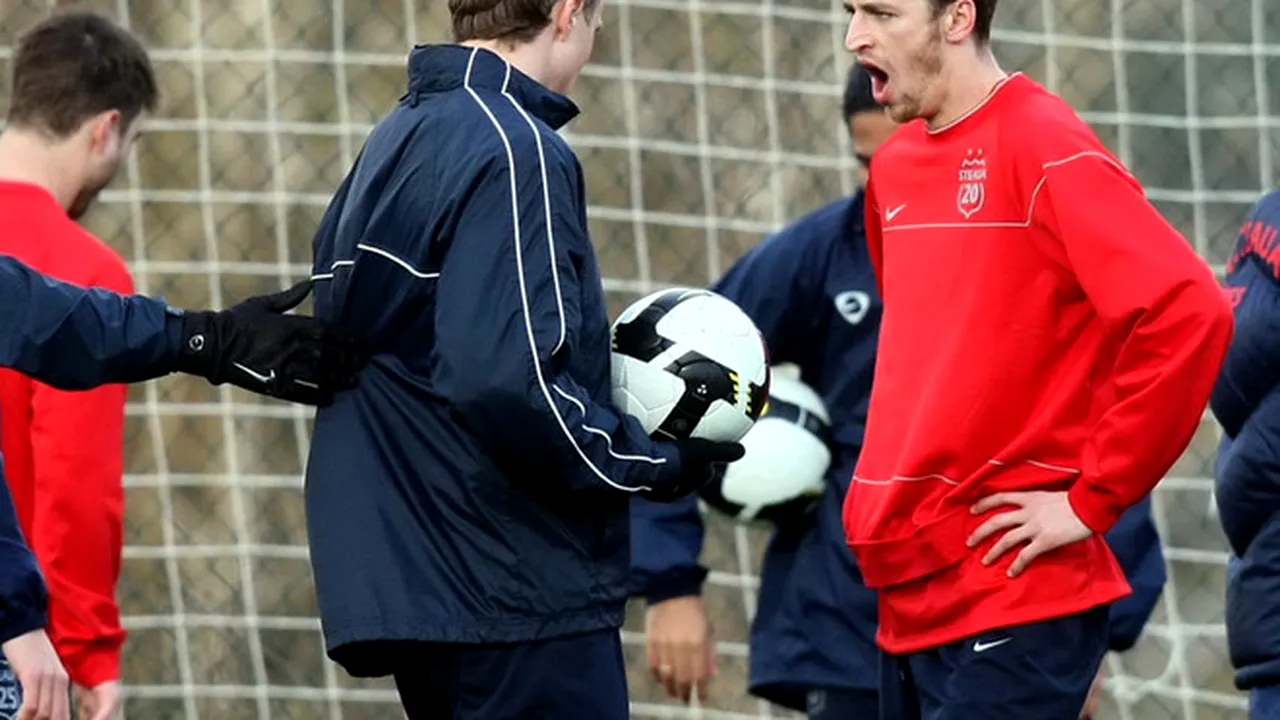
top-left (449, 0), bottom-right (601, 44)
top-left (8, 10), bottom-right (158, 138)
top-left (931, 0), bottom-right (998, 43)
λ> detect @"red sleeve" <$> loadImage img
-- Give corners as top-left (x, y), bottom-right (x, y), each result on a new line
top-left (31, 254), bottom-right (132, 688)
top-left (1031, 149), bottom-right (1233, 534)
top-left (864, 176), bottom-right (884, 291)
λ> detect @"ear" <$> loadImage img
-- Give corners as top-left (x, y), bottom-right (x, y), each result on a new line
top-left (552, 0), bottom-right (587, 39)
top-left (88, 110), bottom-right (123, 152)
top-left (942, 0), bottom-right (978, 43)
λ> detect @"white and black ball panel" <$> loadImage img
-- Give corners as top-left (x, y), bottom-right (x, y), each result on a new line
top-left (610, 288), bottom-right (770, 443)
top-left (612, 288), bottom-right (705, 328)
top-left (610, 357), bottom-right (686, 435)
top-left (611, 288), bottom-right (705, 362)
top-left (699, 372), bottom-right (831, 525)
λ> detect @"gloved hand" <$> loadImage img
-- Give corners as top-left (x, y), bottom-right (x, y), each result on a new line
top-left (644, 438), bottom-right (745, 503)
top-left (173, 280), bottom-right (367, 406)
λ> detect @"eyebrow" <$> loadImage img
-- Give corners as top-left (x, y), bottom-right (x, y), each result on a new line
top-left (858, 0), bottom-right (895, 13)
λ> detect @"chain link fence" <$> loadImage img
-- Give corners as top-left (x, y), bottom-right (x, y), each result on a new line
top-left (0, 0), bottom-right (1273, 717)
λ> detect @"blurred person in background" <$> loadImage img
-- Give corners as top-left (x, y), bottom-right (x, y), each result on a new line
top-left (0, 13), bottom-right (156, 719)
top-left (631, 61), bottom-right (894, 720)
top-left (1209, 187), bottom-right (1280, 720)
top-left (630, 61), bottom-right (1169, 720)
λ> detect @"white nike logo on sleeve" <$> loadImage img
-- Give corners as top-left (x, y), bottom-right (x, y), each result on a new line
top-left (886, 204), bottom-right (907, 221)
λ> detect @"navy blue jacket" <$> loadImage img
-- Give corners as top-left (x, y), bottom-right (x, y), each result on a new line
top-left (0, 254), bottom-right (180, 647)
top-left (1211, 188), bottom-right (1280, 690)
top-left (306, 44), bottom-right (692, 676)
top-left (630, 193), bottom-right (1168, 708)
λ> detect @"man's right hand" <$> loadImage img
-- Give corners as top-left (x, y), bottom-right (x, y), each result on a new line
top-left (2, 629), bottom-right (69, 720)
top-left (644, 439), bottom-right (745, 503)
top-left (645, 596), bottom-right (718, 703)
top-left (174, 280), bottom-right (368, 407)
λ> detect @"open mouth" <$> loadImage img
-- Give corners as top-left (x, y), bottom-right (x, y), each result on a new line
top-left (861, 59), bottom-right (891, 103)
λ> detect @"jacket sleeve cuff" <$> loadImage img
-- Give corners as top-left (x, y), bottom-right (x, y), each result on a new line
top-left (0, 552), bottom-right (50, 646)
top-left (0, 605), bottom-right (47, 647)
top-left (644, 566), bottom-right (709, 605)
top-left (1067, 482), bottom-right (1124, 535)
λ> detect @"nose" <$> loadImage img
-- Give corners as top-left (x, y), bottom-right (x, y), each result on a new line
top-left (845, 12), bottom-right (871, 53)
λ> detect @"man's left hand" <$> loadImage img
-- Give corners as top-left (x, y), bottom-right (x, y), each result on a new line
top-left (75, 681), bottom-right (122, 720)
top-left (966, 491), bottom-right (1093, 577)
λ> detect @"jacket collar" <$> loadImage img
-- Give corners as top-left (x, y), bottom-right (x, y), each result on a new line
top-left (405, 44), bottom-right (580, 130)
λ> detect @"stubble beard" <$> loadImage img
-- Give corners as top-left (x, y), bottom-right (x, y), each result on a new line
top-left (889, 27), bottom-right (946, 124)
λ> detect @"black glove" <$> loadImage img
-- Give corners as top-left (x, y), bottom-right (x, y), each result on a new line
top-left (643, 438), bottom-right (746, 503)
top-left (173, 280), bottom-right (367, 407)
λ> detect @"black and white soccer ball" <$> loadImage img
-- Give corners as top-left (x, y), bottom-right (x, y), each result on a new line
top-left (698, 366), bottom-right (831, 525)
top-left (610, 288), bottom-right (770, 444)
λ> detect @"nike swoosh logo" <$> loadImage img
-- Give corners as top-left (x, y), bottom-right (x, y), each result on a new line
top-left (233, 362), bottom-right (276, 385)
top-left (886, 204), bottom-right (906, 221)
top-left (973, 637), bottom-right (1013, 653)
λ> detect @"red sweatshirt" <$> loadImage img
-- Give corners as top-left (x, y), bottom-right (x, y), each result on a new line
top-left (843, 74), bottom-right (1234, 654)
top-left (0, 182), bottom-right (130, 687)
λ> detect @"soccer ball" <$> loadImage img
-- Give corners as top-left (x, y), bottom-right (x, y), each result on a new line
top-left (610, 288), bottom-right (770, 443)
top-left (698, 366), bottom-right (831, 525)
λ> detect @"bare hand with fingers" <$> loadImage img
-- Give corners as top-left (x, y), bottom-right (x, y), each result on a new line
top-left (2, 629), bottom-right (69, 720)
top-left (966, 491), bottom-right (1093, 577)
top-left (75, 680), bottom-right (122, 720)
top-left (645, 596), bottom-right (719, 703)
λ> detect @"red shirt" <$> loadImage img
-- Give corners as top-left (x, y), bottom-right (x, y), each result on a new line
top-left (843, 74), bottom-right (1234, 654)
top-left (0, 182), bottom-right (131, 687)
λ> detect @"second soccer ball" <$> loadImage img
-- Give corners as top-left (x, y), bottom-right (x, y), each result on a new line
top-left (698, 366), bottom-right (831, 525)
top-left (610, 288), bottom-right (770, 444)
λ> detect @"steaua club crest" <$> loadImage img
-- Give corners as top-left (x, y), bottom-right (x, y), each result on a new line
top-left (957, 148), bottom-right (987, 218)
